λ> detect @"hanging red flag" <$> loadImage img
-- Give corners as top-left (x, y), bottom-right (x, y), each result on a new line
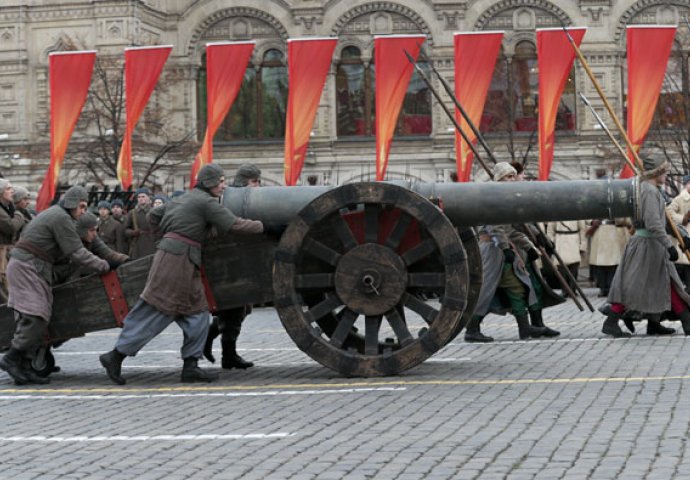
top-left (36, 51), bottom-right (96, 212)
top-left (537, 27), bottom-right (586, 181)
top-left (620, 25), bottom-right (677, 178)
top-left (116, 45), bottom-right (172, 189)
top-left (284, 37), bottom-right (337, 186)
top-left (190, 41), bottom-right (255, 188)
top-left (375, 34), bottom-right (426, 181)
top-left (454, 31), bottom-right (503, 182)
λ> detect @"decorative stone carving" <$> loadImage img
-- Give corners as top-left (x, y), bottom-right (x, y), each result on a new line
top-left (0, 27), bottom-right (16, 44)
top-left (475, 0), bottom-right (572, 30)
top-left (370, 12), bottom-right (392, 34)
top-left (331, 2), bottom-right (432, 44)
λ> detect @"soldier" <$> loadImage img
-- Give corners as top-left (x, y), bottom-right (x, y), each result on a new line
top-left (0, 179), bottom-right (25, 301)
top-left (204, 163), bottom-right (262, 369)
top-left (465, 162), bottom-right (549, 342)
top-left (152, 194), bottom-right (168, 208)
top-left (110, 199), bottom-right (126, 223)
top-left (0, 186), bottom-right (110, 385)
top-left (666, 174), bottom-right (690, 293)
top-left (97, 200), bottom-right (127, 254)
top-left (602, 157), bottom-right (690, 337)
top-left (124, 187), bottom-right (156, 259)
top-left (100, 164), bottom-right (263, 385)
top-left (546, 220), bottom-right (587, 294)
top-left (12, 186), bottom-right (33, 230)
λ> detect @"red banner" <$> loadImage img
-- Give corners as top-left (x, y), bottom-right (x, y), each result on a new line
top-left (36, 51), bottom-right (96, 212)
top-left (116, 45), bottom-right (172, 189)
top-left (454, 31), bottom-right (503, 182)
top-left (537, 27), bottom-right (586, 181)
top-left (621, 25), bottom-right (677, 178)
top-left (375, 35), bottom-right (426, 181)
top-left (284, 38), bottom-right (337, 186)
top-left (190, 41), bottom-right (255, 188)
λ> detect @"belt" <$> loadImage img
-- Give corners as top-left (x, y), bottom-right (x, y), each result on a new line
top-left (554, 231), bottom-right (578, 235)
top-left (14, 239), bottom-right (54, 263)
top-left (163, 232), bottom-right (201, 247)
top-left (634, 228), bottom-right (653, 238)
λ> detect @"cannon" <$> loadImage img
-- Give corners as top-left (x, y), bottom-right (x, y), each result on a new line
top-left (0, 178), bottom-right (639, 377)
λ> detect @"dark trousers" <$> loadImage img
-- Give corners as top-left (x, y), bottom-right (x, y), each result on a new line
top-left (675, 264), bottom-right (690, 295)
top-left (593, 265), bottom-right (617, 295)
top-left (216, 306), bottom-right (249, 343)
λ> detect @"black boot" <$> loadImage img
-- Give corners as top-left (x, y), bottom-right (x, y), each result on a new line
top-left (181, 357), bottom-right (219, 383)
top-left (0, 348), bottom-right (29, 385)
top-left (203, 318), bottom-right (220, 363)
top-left (601, 312), bottom-right (631, 338)
top-left (515, 313), bottom-right (547, 340)
top-left (100, 349), bottom-right (126, 385)
top-left (464, 315), bottom-right (494, 343)
top-left (221, 339), bottom-right (254, 369)
top-left (21, 358), bottom-right (50, 385)
top-left (679, 309), bottom-right (690, 335)
top-left (529, 309), bottom-right (559, 337)
top-left (646, 314), bottom-right (675, 335)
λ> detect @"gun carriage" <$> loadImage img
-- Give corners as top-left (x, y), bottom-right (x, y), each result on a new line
top-left (0, 179), bottom-right (638, 378)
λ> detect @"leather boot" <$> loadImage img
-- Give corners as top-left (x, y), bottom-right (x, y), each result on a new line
top-left (181, 357), bottom-right (219, 383)
top-left (203, 318), bottom-right (220, 363)
top-left (646, 314), bottom-right (675, 335)
top-left (464, 315), bottom-right (494, 343)
top-left (515, 313), bottom-right (547, 340)
top-left (21, 358), bottom-right (50, 384)
top-left (601, 312), bottom-right (631, 338)
top-left (679, 309), bottom-right (690, 335)
top-left (0, 348), bottom-right (29, 385)
top-left (100, 349), bottom-right (126, 385)
top-left (221, 339), bottom-right (254, 369)
top-left (529, 309), bottom-right (559, 337)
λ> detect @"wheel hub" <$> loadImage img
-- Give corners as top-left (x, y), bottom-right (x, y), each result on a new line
top-left (334, 243), bottom-right (407, 316)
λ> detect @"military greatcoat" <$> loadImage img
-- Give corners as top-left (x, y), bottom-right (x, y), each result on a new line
top-left (608, 181), bottom-right (690, 313)
top-left (124, 206), bottom-right (157, 259)
top-left (98, 215), bottom-right (127, 254)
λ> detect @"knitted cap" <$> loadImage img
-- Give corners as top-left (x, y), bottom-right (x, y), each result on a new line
top-left (97, 200), bottom-right (111, 210)
top-left (12, 186), bottom-right (29, 203)
top-left (493, 162), bottom-right (517, 182)
top-left (111, 199), bottom-right (124, 208)
top-left (76, 211), bottom-right (98, 237)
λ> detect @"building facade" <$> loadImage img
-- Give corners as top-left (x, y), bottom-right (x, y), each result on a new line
top-left (0, 0), bottom-right (688, 190)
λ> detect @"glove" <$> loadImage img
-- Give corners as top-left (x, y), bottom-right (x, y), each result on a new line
top-left (668, 246), bottom-right (679, 262)
top-left (503, 249), bottom-right (515, 264)
top-left (527, 248), bottom-right (540, 262)
top-left (107, 259), bottom-right (123, 269)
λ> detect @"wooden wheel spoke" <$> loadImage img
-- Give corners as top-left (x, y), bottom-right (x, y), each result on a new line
top-left (331, 215), bottom-right (359, 251)
top-left (302, 237), bottom-right (342, 266)
top-left (385, 308), bottom-right (414, 346)
top-left (401, 239), bottom-right (437, 266)
top-left (403, 293), bottom-right (439, 325)
top-left (364, 204), bottom-right (380, 244)
top-left (295, 273), bottom-right (334, 289)
top-left (304, 295), bottom-right (343, 324)
top-left (384, 212), bottom-right (413, 250)
top-left (329, 308), bottom-right (358, 348)
top-left (408, 272), bottom-right (446, 288)
top-left (364, 315), bottom-right (381, 355)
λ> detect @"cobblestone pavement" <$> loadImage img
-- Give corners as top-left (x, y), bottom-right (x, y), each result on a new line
top-left (1, 289), bottom-right (690, 479)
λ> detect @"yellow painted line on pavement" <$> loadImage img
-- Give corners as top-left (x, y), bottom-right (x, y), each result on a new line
top-left (1, 373), bottom-right (690, 395)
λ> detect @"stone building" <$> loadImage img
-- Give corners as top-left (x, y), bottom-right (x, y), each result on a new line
top-left (0, 0), bottom-right (688, 191)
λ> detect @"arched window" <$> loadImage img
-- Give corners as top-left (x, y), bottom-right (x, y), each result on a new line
top-left (481, 40), bottom-right (576, 133)
top-left (654, 43), bottom-right (687, 129)
top-left (197, 48), bottom-right (287, 141)
top-left (335, 46), bottom-right (431, 138)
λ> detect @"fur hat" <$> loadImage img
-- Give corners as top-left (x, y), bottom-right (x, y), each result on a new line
top-left (61, 186), bottom-right (88, 209)
top-left (97, 200), bottom-right (111, 210)
top-left (111, 199), bottom-right (124, 208)
top-left (0, 178), bottom-right (10, 194)
top-left (12, 186), bottom-right (29, 203)
top-left (493, 162), bottom-right (517, 182)
top-left (76, 211), bottom-right (98, 237)
top-left (641, 157), bottom-right (670, 180)
top-left (233, 164), bottom-right (261, 187)
top-left (135, 187), bottom-right (151, 197)
top-left (197, 164), bottom-right (226, 189)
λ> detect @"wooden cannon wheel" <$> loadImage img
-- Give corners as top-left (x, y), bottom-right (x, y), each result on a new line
top-left (273, 183), bottom-right (469, 377)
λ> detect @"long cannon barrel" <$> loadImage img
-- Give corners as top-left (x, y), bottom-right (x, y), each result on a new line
top-left (223, 178), bottom-right (638, 227)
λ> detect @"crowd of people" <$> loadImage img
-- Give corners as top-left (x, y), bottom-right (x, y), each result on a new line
top-left (1, 157), bottom-right (689, 385)
top-left (0, 164), bottom-right (265, 386)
